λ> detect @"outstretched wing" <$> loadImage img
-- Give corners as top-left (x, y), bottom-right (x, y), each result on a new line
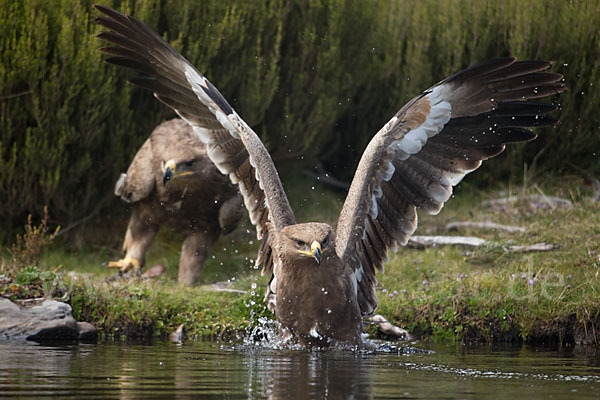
top-left (94, 5), bottom-right (296, 274)
top-left (335, 58), bottom-right (566, 316)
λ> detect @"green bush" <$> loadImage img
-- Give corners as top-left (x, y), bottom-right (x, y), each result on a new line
top-left (0, 0), bottom-right (149, 239)
top-left (1, 0), bottom-right (599, 242)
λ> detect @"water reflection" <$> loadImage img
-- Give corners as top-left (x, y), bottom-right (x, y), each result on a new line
top-left (241, 348), bottom-right (373, 399)
top-left (0, 340), bottom-right (599, 399)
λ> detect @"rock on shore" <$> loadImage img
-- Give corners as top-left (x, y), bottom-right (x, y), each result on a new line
top-left (0, 298), bottom-right (97, 341)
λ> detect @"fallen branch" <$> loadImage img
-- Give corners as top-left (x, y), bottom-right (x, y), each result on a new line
top-left (206, 282), bottom-right (246, 294)
top-left (484, 194), bottom-right (574, 209)
top-left (364, 314), bottom-right (412, 341)
top-left (446, 221), bottom-right (526, 233)
top-left (13, 297), bottom-right (45, 305)
top-left (208, 287), bottom-right (246, 294)
top-left (506, 243), bottom-right (559, 253)
top-left (408, 235), bottom-right (558, 253)
top-left (408, 235), bottom-right (486, 248)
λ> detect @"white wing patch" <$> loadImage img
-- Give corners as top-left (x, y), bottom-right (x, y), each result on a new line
top-left (269, 268), bottom-right (278, 294)
top-left (351, 264), bottom-right (362, 291)
top-left (215, 109), bottom-right (236, 134)
top-left (367, 194), bottom-right (378, 218)
top-left (376, 161), bottom-right (395, 182)
top-left (206, 143), bottom-right (230, 164)
top-left (441, 169), bottom-right (473, 186)
top-left (192, 126), bottom-right (212, 144)
top-left (428, 183), bottom-right (453, 205)
top-left (395, 88), bottom-right (452, 160)
top-left (184, 65), bottom-right (211, 104)
top-left (366, 88), bottom-right (453, 221)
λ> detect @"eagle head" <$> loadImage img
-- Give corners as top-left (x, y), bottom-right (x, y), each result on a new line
top-left (161, 158), bottom-right (198, 185)
top-left (279, 223), bottom-right (333, 266)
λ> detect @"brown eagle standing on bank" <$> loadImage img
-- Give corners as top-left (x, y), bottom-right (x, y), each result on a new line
top-left (106, 118), bottom-right (243, 285)
top-left (95, 5), bottom-right (566, 346)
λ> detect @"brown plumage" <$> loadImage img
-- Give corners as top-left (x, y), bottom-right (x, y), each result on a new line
top-left (108, 118), bottom-right (243, 285)
top-left (273, 223), bottom-right (362, 345)
top-left (94, 5), bottom-right (566, 346)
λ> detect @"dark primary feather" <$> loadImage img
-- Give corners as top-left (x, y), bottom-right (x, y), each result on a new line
top-left (201, 80), bottom-right (234, 115)
top-left (442, 59), bottom-right (563, 117)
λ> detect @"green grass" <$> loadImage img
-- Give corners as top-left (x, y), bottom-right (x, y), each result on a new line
top-left (1, 173), bottom-right (599, 344)
top-left (374, 176), bottom-right (600, 343)
top-left (65, 276), bottom-right (268, 339)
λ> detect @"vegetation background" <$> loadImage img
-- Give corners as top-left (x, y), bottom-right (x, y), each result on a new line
top-left (1, 0), bottom-right (599, 243)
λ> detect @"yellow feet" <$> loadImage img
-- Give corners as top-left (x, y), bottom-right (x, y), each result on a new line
top-left (103, 256), bottom-right (142, 275)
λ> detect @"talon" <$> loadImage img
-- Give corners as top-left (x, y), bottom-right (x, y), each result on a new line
top-left (131, 258), bottom-right (142, 275)
top-left (104, 256), bottom-right (142, 274)
top-left (105, 260), bottom-right (124, 268)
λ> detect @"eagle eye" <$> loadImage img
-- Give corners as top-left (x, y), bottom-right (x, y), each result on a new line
top-left (294, 239), bottom-right (306, 248)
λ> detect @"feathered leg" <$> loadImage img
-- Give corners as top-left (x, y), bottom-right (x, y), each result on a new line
top-left (218, 192), bottom-right (244, 235)
top-left (178, 227), bottom-right (219, 285)
top-left (105, 205), bottom-right (159, 275)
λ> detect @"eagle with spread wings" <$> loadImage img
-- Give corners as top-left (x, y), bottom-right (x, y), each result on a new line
top-left (95, 5), bottom-right (566, 346)
top-left (107, 118), bottom-right (243, 285)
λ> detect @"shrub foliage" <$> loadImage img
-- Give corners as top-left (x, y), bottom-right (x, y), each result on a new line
top-left (10, 206), bottom-right (59, 268)
top-left (1, 0), bottom-right (599, 239)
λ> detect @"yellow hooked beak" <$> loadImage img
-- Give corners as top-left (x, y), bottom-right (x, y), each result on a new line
top-left (162, 159), bottom-right (192, 185)
top-left (299, 241), bottom-right (323, 265)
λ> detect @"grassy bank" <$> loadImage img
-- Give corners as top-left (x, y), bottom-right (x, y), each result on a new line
top-left (1, 174), bottom-right (599, 345)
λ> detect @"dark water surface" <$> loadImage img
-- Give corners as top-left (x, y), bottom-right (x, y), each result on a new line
top-left (0, 339), bottom-right (598, 399)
